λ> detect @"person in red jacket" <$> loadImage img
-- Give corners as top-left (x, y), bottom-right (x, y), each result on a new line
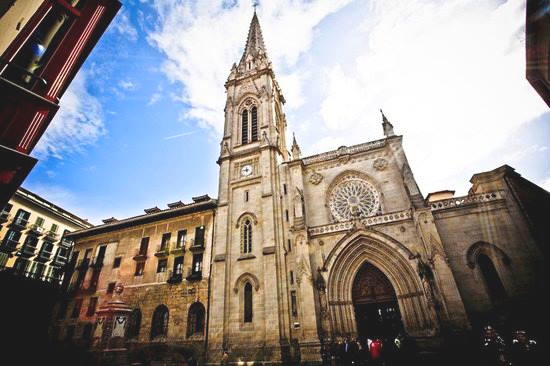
top-left (369, 337), bottom-right (383, 365)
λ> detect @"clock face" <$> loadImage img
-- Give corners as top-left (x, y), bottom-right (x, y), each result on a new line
top-left (241, 164), bottom-right (253, 177)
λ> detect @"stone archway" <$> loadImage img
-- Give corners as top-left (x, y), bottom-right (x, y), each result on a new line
top-left (352, 261), bottom-right (403, 339)
top-left (324, 229), bottom-right (438, 338)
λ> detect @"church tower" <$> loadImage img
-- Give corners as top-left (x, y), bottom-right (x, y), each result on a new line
top-left (208, 11), bottom-right (293, 362)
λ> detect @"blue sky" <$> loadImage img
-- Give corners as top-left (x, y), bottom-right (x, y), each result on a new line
top-left (24, 0), bottom-right (549, 225)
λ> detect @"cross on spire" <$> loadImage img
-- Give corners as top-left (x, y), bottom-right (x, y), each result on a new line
top-left (253, 0), bottom-right (259, 13)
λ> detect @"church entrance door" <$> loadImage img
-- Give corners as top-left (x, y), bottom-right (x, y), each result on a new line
top-left (352, 262), bottom-right (403, 340)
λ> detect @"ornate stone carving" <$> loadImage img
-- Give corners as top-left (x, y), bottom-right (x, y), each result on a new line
top-left (328, 175), bottom-right (380, 222)
top-left (309, 171), bottom-right (323, 185)
top-left (373, 158), bottom-right (388, 171)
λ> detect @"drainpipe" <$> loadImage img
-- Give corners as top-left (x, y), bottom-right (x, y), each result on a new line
top-left (204, 208), bottom-right (215, 360)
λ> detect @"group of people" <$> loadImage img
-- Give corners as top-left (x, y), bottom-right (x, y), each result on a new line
top-left (479, 326), bottom-right (538, 366)
top-left (327, 333), bottom-right (416, 366)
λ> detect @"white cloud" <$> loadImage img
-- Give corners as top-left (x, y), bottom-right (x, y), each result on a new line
top-left (118, 79), bottom-right (137, 90)
top-left (110, 9), bottom-right (138, 41)
top-left (147, 0), bottom-right (352, 134)
top-left (317, 0), bottom-right (548, 194)
top-left (34, 71), bottom-right (105, 159)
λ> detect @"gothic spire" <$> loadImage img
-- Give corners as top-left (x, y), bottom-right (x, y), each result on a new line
top-left (291, 133), bottom-right (301, 160)
top-left (239, 11), bottom-right (268, 67)
top-left (380, 109), bottom-right (395, 137)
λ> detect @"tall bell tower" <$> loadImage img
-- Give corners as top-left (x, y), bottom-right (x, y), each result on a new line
top-left (208, 11), bottom-right (293, 363)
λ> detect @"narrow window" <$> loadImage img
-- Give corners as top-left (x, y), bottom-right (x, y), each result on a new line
top-left (242, 109), bottom-right (249, 144)
top-left (251, 106), bottom-right (258, 141)
top-left (161, 233), bottom-right (171, 250)
top-left (194, 226), bottom-right (205, 248)
top-left (139, 237), bottom-right (149, 255)
top-left (173, 256), bottom-right (184, 275)
top-left (290, 271), bottom-right (294, 285)
top-left (283, 184), bottom-right (287, 195)
top-left (291, 291), bottom-right (298, 317)
top-left (113, 257), bottom-right (122, 268)
top-left (86, 297), bottom-right (98, 316)
top-left (71, 299), bottom-right (83, 318)
top-left (187, 302), bottom-right (206, 337)
top-left (127, 309), bottom-right (141, 339)
top-left (134, 262), bottom-right (145, 276)
top-left (241, 219), bottom-right (252, 254)
top-left (192, 253), bottom-right (203, 274)
top-left (50, 223), bottom-right (59, 233)
top-left (35, 217), bottom-right (45, 227)
top-left (477, 254), bottom-right (507, 304)
top-left (244, 282), bottom-right (253, 323)
top-left (150, 305), bottom-right (169, 339)
top-left (245, 190), bottom-right (249, 202)
top-left (176, 230), bottom-right (187, 248)
top-left (157, 259), bottom-right (167, 273)
top-left (288, 239), bottom-right (291, 252)
top-left (285, 210), bottom-right (289, 222)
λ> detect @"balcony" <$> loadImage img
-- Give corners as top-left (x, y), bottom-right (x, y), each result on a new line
top-left (10, 217), bottom-right (28, 230)
top-left (186, 269), bottom-right (202, 282)
top-left (59, 238), bottom-right (73, 248)
top-left (52, 255), bottom-right (68, 267)
top-left (170, 241), bottom-right (185, 255)
top-left (188, 238), bottom-right (205, 252)
top-left (1, 238), bottom-right (20, 253)
top-left (154, 244), bottom-right (170, 257)
top-left (133, 249), bottom-right (148, 261)
top-left (27, 224), bottom-right (45, 236)
top-left (44, 230), bottom-right (59, 242)
top-left (19, 244), bottom-right (37, 257)
top-left (36, 250), bottom-right (52, 262)
top-left (167, 270), bottom-right (183, 284)
top-left (0, 211), bottom-right (10, 223)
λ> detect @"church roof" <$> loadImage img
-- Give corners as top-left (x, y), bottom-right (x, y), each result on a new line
top-left (239, 12), bottom-right (268, 66)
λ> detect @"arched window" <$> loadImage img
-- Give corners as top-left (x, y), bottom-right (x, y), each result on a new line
top-left (241, 219), bottom-right (252, 254)
top-left (244, 282), bottom-right (253, 323)
top-left (242, 109), bottom-right (249, 144)
top-left (251, 106), bottom-right (258, 142)
top-left (150, 305), bottom-right (169, 340)
top-left (477, 254), bottom-right (507, 304)
top-left (126, 308), bottom-right (141, 339)
top-left (187, 302), bottom-right (206, 337)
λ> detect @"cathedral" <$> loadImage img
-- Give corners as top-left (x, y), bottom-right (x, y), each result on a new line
top-left (52, 12), bottom-right (547, 365)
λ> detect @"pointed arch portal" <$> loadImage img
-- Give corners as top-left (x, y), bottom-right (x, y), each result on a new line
top-left (325, 229), bottom-right (438, 338)
top-left (352, 262), bottom-right (403, 339)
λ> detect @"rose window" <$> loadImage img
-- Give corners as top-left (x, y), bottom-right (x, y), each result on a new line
top-left (328, 176), bottom-right (380, 222)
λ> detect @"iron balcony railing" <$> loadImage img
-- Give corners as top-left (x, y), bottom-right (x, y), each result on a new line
top-left (155, 244), bottom-right (170, 257)
top-left (28, 223), bottom-right (45, 236)
top-left (186, 268), bottom-right (202, 281)
top-left (167, 269), bottom-right (183, 284)
top-left (44, 230), bottom-right (59, 241)
top-left (189, 238), bottom-right (205, 252)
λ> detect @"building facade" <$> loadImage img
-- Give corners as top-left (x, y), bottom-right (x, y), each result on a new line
top-left (55, 13), bottom-right (548, 365)
top-left (0, 187), bottom-right (91, 281)
top-left (0, 0), bottom-right (121, 208)
top-left (54, 196), bottom-right (216, 361)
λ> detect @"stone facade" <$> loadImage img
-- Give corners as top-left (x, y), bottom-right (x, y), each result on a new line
top-left (52, 12), bottom-right (548, 366)
top-left (0, 187), bottom-right (92, 280)
top-left (53, 197), bottom-right (216, 363)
